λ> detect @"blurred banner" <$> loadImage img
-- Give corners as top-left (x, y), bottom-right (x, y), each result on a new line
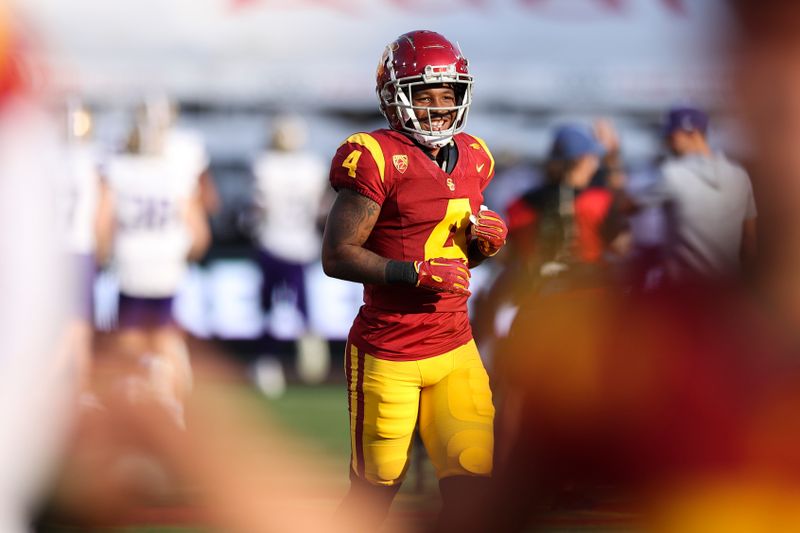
top-left (19, 0), bottom-right (732, 110)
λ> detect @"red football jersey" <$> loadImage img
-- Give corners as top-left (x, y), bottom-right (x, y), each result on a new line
top-left (329, 129), bottom-right (495, 360)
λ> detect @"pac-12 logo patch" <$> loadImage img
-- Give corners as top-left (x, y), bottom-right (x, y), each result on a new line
top-left (446, 177), bottom-right (456, 191)
top-left (393, 154), bottom-right (408, 173)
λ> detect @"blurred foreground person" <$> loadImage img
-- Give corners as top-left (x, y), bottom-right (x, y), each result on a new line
top-left (459, 281), bottom-right (800, 533)
top-left (96, 100), bottom-right (211, 427)
top-left (49, 344), bottom-right (408, 533)
top-left (455, 5), bottom-right (800, 530)
top-left (252, 115), bottom-right (330, 389)
top-left (0, 9), bottom-right (78, 532)
top-left (731, 0), bottom-right (800, 318)
top-left (323, 30), bottom-right (505, 531)
top-left (627, 106), bottom-right (757, 285)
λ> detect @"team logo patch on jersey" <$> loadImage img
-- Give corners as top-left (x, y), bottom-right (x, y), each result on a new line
top-left (446, 177), bottom-right (456, 191)
top-left (393, 154), bottom-right (409, 173)
top-left (470, 143), bottom-right (481, 150)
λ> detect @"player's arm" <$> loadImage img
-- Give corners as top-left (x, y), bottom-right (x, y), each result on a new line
top-left (467, 139), bottom-right (508, 268)
top-left (94, 178), bottom-right (115, 266)
top-left (184, 184), bottom-right (212, 261)
top-left (198, 168), bottom-right (220, 216)
top-left (322, 188), bottom-right (387, 285)
top-left (322, 189), bottom-right (470, 295)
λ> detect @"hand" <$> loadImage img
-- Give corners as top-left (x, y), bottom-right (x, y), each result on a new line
top-left (414, 258), bottom-right (471, 296)
top-left (471, 208), bottom-right (508, 257)
top-left (593, 118), bottom-right (620, 154)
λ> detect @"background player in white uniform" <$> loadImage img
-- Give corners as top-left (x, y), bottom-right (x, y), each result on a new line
top-left (55, 100), bottom-right (102, 391)
top-left (252, 115), bottom-right (330, 385)
top-left (96, 100), bottom-right (210, 424)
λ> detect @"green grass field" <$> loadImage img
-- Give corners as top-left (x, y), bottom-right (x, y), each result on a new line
top-left (266, 384), bottom-right (352, 461)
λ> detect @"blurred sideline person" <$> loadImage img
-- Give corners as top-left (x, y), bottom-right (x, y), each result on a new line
top-left (96, 100), bottom-right (211, 427)
top-left (0, 9), bottom-right (80, 532)
top-left (55, 99), bottom-right (102, 393)
top-left (50, 346), bottom-right (408, 533)
top-left (322, 31), bottom-right (506, 530)
top-left (473, 122), bottom-right (625, 379)
top-left (252, 115), bottom-right (330, 390)
top-left (505, 121), bottom-right (626, 281)
top-left (626, 106), bottom-right (757, 285)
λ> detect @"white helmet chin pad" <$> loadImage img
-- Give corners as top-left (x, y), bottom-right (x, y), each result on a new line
top-left (411, 131), bottom-right (454, 149)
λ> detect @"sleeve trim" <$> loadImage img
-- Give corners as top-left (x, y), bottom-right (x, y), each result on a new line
top-left (341, 133), bottom-right (386, 183)
top-left (333, 182), bottom-right (384, 206)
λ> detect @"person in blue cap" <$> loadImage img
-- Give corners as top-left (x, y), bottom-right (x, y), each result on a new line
top-left (664, 106), bottom-right (711, 157)
top-left (470, 121), bottom-right (627, 379)
top-left (632, 105), bottom-right (758, 284)
top-left (504, 120), bottom-right (626, 280)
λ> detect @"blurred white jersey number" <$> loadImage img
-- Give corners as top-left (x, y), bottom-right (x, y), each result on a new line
top-left (105, 155), bottom-right (199, 297)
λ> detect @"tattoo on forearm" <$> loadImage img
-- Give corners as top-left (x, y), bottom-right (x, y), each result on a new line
top-left (331, 190), bottom-right (379, 244)
top-left (323, 189), bottom-right (389, 284)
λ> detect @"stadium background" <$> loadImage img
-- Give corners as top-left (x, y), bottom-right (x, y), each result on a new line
top-left (16, 0), bottom-right (742, 531)
top-left (23, 0), bottom-right (736, 340)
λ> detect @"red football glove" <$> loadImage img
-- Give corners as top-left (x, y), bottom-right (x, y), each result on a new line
top-left (471, 208), bottom-right (508, 257)
top-left (414, 258), bottom-right (471, 296)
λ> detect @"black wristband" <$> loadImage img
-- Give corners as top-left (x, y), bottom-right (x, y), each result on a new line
top-left (467, 238), bottom-right (487, 265)
top-left (385, 260), bottom-right (418, 285)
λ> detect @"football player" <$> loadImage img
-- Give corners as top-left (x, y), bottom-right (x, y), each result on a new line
top-left (321, 30), bottom-right (507, 529)
top-left (96, 99), bottom-right (211, 427)
top-left (55, 99), bottom-right (102, 392)
top-left (252, 115), bottom-right (330, 387)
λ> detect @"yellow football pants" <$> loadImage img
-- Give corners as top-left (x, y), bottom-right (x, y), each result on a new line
top-left (345, 339), bottom-right (495, 486)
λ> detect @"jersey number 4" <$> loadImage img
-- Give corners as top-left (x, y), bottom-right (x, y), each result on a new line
top-left (342, 150), bottom-right (362, 178)
top-left (424, 198), bottom-right (471, 261)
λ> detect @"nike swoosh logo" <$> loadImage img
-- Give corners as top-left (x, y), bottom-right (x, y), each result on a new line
top-left (476, 163), bottom-right (485, 173)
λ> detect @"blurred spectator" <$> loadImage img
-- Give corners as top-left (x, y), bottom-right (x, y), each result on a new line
top-left (251, 114), bottom-right (330, 388)
top-left (622, 160), bottom-right (671, 290)
top-left (625, 106), bottom-right (758, 286)
top-left (506, 121), bottom-right (626, 281)
top-left (473, 121), bottom-right (626, 370)
top-left (96, 99), bottom-right (211, 427)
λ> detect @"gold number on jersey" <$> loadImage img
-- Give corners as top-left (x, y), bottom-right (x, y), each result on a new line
top-left (424, 198), bottom-right (472, 260)
top-left (342, 150), bottom-right (362, 178)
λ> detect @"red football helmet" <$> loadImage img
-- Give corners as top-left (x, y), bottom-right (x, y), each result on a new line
top-left (376, 30), bottom-right (473, 148)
